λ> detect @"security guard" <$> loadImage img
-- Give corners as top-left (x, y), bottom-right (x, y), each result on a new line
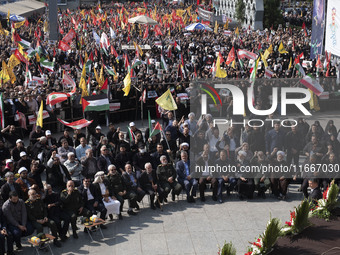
top-left (156, 155), bottom-right (182, 203)
top-left (60, 180), bottom-right (91, 239)
top-left (25, 189), bottom-right (61, 247)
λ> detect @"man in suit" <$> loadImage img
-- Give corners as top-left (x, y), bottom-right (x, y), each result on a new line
top-left (308, 179), bottom-right (322, 205)
top-left (0, 208), bottom-right (14, 255)
top-left (122, 164), bottom-right (145, 210)
top-left (176, 151), bottom-right (197, 203)
top-left (151, 144), bottom-right (170, 169)
top-left (1, 172), bottom-right (22, 201)
top-left (78, 178), bottom-right (107, 227)
top-left (46, 156), bottom-right (71, 193)
top-left (97, 145), bottom-right (115, 173)
top-left (196, 151), bottom-right (218, 202)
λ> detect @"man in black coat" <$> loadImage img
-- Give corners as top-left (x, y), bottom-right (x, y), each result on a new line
top-left (97, 145), bottom-right (115, 173)
top-left (308, 179), bottom-right (323, 205)
top-left (0, 172), bottom-right (23, 201)
top-left (78, 178), bottom-right (107, 224)
top-left (46, 157), bottom-right (71, 193)
top-left (0, 208), bottom-right (14, 255)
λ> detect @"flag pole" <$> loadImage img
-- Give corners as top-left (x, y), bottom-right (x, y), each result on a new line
top-left (140, 78), bottom-right (143, 126)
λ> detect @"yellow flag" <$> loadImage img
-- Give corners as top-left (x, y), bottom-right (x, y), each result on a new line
top-left (133, 42), bottom-right (143, 57)
top-left (231, 60), bottom-right (236, 69)
top-left (2, 61), bottom-right (15, 84)
top-left (43, 21), bottom-right (48, 33)
top-left (36, 101), bottom-right (43, 128)
top-left (288, 57), bottom-right (292, 69)
top-left (263, 49), bottom-right (270, 60)
top-left (18, 44), bottom-right (29, 61)
top-left (79, 64), bottom-right (88, 97)
top-left (268, 44), bottom-right (273, 54)
top-left (99, 65), bottom-right (104, 85)
top-left (214, 21), bottom-right (218, 34)
top-left (261, 53), bottom-right (268, 68)
top-left (224, 19), bottom-right (229, 29)
top-left (186, 5), bottom-right (192, 16)
top-left (278, 42), bottom-right (288, 54)
top-left (94, 67), bottom-right (100, 85)
top-left (14, 20), bottom-right (25, 29)
top-left (36, 53), bottom-right (40, 62)
top-left (215, 56), bottom-right (227, 78)
top-left (8, 54), bottom-right (20, 69)
top-left (155, 89), bottom-right (178, 110)
top-left (0, 27), bottom-right (9, 36)
top-left (1, 61), bottom-right (10, 83)
top-left (122, 72), bottom-right (131, 96)
top-left (235, 27), bottom-right (239, 37)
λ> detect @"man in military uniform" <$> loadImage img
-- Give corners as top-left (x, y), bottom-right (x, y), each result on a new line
top-left (156, 155), bottom-right (182, 203)
top-left (60, 180), bottom-right (91, 239)
top-left (107, 164), bottom-right (136, 217)
top-left (25, 189), bottom-right (62, 247)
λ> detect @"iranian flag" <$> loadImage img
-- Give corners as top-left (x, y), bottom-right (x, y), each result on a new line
top-left (150, 122), bottom-right (162, 137)
top-left (46, 92), bottom-right (68, 106)
top-left (82, 94), bottom-right (110, 112)
top-left (300, 76), bottom-right (324, 96)
top-left (40, 57), bottom-right (54, 71)
top-left (127, 126), bottom-right (135, 142)
top-left (58, 118), bottom-right (93, 129)
top-left (161, 54), bottom-right (167, 70)
top-left (0, 93), bottom-right (4, 128)
top-left (174, 41), bottom-right (181, 51)
top-left (238, 49), bottom-right (257, 60)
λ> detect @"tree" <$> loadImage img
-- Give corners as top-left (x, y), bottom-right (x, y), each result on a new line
top-left (263, 0), bottom-right (284, 29)
top-left (235, 0), bottom-right (246, 25)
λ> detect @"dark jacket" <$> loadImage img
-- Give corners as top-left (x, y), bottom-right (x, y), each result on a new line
top-left (78, 184), bottom-right (102, 204)
top-left (46, 164), bottom-right (71, 191)
top-left (97, 154), bottom-right (115, 173)
top-left (139, 170), bottom-right (158, 190)
top-left (0, 182), bottom-right (23, 201)
top-left (176, 160), bottom-right (191, 182)
top-left (309, 187), bottom-right (322, 204)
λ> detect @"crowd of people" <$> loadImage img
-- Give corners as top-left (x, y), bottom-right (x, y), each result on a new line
top-left (0, 1), bottom-right (340, 254)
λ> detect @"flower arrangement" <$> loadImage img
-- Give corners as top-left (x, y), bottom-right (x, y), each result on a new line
top-left (311, 180), bottom-right (340, 221)
top-left (281, 199), bottom-right (311, 235)
top-left (218, 241), bottom-right (236, 255)
top-left (244, 217), bottom-right (281, 255)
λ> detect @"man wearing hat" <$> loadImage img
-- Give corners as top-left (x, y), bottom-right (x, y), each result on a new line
top-left (30, 136), bottom-right (50, 162)
top-left (16, 167), bottom-right (37, 201)
top-left (0, 172), bottom-right (23, 202)
top-left (125, 122), bottom-right (142, 141)
top-left (89, 126), bottom-right (105, 148)
top-left (145, 120), bottom-right (161, 143)
top-left (25, 189), bottom-right (62, 247)
top-left (45, 130), bottom-right (57, 149)
top-left (11, 139), bottom-right (26, 162)
top-left (15, 152), bottom-right (32, 173)
top-left (46, 156), bottom-right (71, 193)
top-left (269, 149), bottom-right (289, 200)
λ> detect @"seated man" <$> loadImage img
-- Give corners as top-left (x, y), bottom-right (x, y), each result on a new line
top-left (60, 181), bottom-right (91, 239)
top-left (139, 162), bottom-right (165, 209)
top-left (122, 164), bottom-right (145, 210)
top-left (64, 152), bottom-right (83, 186)
top-left (107, 164), bottom-right (136, 216)
top-left (25, 189), bottom-right (62, 247)
top-left (46, 155), bottom-right (71, 193)
top-left (251, 151), bottom-right (271, 199)
top-left (2, 191), bottom-right (34, 250)
top-left (0, 172), bottom-right (22, 202)
top-left (16, 167), bottom-right (37, 201)
top-left (0, 208), bottom-right (14, 255)
top-left (176, 151), bottom-right (197, 203)
top-left (156, 156), bottom-right (182, 202)
top-left (308, 179), bottom-right (322, 205)
top-left (43, 184), bottom-right (70, 242)
top-left (78, 178), bottom-right (107, 228)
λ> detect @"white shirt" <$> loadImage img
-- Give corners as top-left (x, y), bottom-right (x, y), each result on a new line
top-left (86, 188), bottom-right (94, 200)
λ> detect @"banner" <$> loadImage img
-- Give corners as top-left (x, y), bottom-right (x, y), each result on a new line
top-left (109, 102), bottom-right (121, 111)
top-left (198, 8), bottom-right (213, 22)
top-left (28, 110), bottom-right (50, 124)
top-left (310, 0), bottom-right (325, 59)
top-left (325, 0), bottom-right (340, 57)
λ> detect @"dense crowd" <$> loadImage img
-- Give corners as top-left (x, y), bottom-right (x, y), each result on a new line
top-left (0, 1), bottom-right (340, 254)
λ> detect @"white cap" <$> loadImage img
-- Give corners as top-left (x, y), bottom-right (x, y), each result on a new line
top-left (95, 171), bottom-right (105, 177)
top-left (45, 130), bottom-right (52, 136)
top-left (129, 122), bottom-right (135, 127)
top-left (238, 150), bottom-right (247, 157)
top-left (180, 142), bottom-right (189, 148)
top-left (277, 151), bottom-right (285, 157)
top-left (96, 126), bottom-right (101, 130)
top-left (6, 159), bottom-right (13, 164)
top-left (20, 151), bottom-right (27, 157)
top-left (16, 139), bottom-right (23, 144)
top-left (18, 167), bottom-right (28, 174)
top-left (151, 120), bottom-right (156, 124)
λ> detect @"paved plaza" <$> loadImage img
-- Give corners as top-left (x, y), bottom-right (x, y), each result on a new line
top-left (18, 111), bottom-right (338, 255)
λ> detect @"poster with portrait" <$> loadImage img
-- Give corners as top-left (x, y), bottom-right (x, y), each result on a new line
top-left (325, 0), bottom-right (340, 58)
top-left (310, 0), bottom-right (325, 59)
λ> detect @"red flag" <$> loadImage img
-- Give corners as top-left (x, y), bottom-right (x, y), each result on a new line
top-left (58, 41), bottom-right (71, 51)
top-left (62, 28), bottom-right (76, 43)
top-left (111, 45), bottom-right (118, 57)
top-left (99, 78), bottom-right (108, 92)
top-left (302, 22), bottom-right (306, 30)
top-left (225, 47), bottom-right (235, 65)
top-left (218, 52), bottom-right (224, 64)
top-left (89, 52), bottom-right (94, 62)
top-left (95, 48), bottom-right (98, 57)
top-left (25, 19), bottom-right (29, 27)
top-left (154, 25), bottom-right (163, 36)
top-left (143, 26), bottom-right (149, 39)
top-left (14, 49), bottom-right (29, 65)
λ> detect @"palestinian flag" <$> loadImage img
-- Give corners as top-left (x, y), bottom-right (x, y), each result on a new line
top-left (127, 126), bottom-right (135, 142)
top-left (161, 54), bottom-right (167, 70)
top-left (27, 48), bottom-right (37, 59)
top-left (150, 122), bottom-right (162, 137)
top-left (46, 92), bottom-right (68, 106)
top-left (58, 118), bottom-right (93, 129)
top-left (132, 58), bottom-right (143, 69)
top-left (16, 35), bottom-right (31, 49)
top-left (0, 93), bottom-right (5, 128)
top-left (40, 57), bottom-right (54, 71)
top-left (295, 63), bottom-right (305, 77)
top-left (104, 64), bottom-right (116, 76)
top-left (99, 78), bottom-right (108, 93)
top-left (85, 58), bottom-right (92, 73)
top-left (300, 76), bottom-right (324, 96)
top-left (82, 94), bottom-right (110, 112)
